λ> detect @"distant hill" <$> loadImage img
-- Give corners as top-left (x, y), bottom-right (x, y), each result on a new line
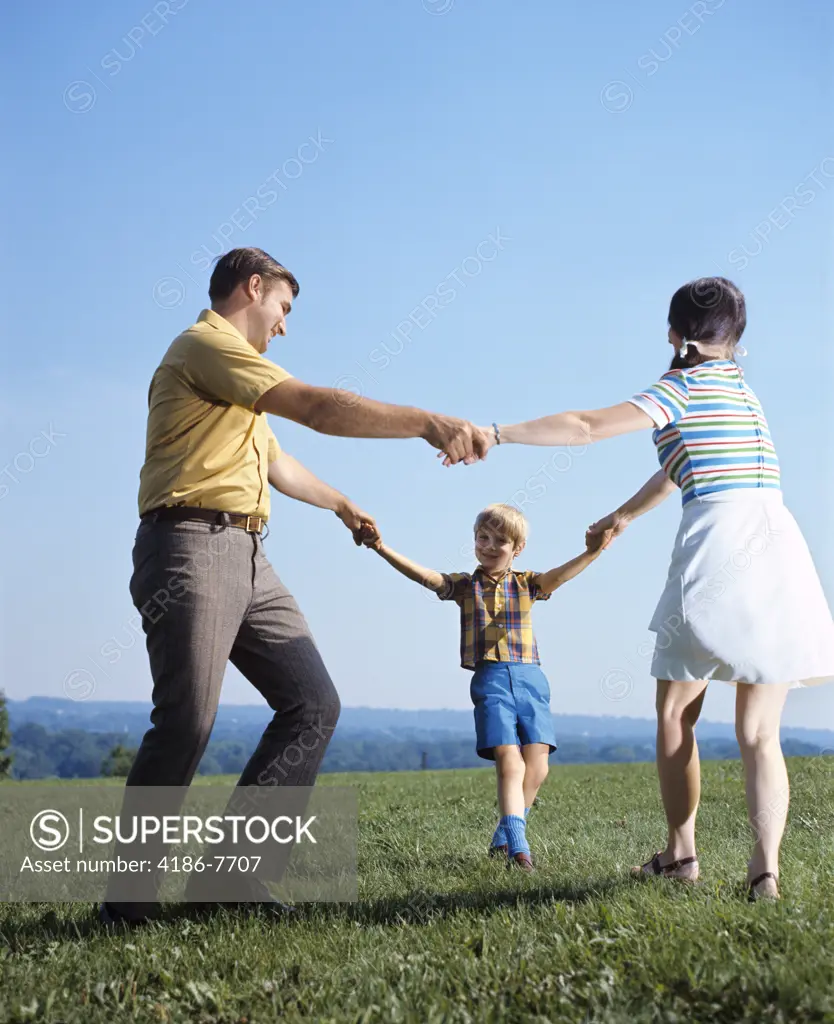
top-left (4, 697), bottom-right (831, 779)
top-left (7, 696), bottom-right (834, 748)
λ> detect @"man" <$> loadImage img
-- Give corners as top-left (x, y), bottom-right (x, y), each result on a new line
top-left (100, 248), bottom-right (487, 926)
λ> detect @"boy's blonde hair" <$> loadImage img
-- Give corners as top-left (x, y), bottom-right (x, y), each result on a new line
top-left (474, 503), bottom-right (528, 549)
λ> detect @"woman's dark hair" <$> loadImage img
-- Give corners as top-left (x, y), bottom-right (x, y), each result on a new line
top-left (209, 247), bottom-right (299, 303)
top-left (668, 277), bottom-right (746, 369)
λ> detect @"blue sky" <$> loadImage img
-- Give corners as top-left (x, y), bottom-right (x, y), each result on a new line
top-left (2, 0), bottom-right (833, 728)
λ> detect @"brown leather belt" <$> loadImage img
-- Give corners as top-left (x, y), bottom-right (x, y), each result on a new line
top-left (141, 505), bottom-right (266, 534)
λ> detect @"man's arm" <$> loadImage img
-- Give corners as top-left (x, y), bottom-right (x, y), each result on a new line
top-left (254, 379), bottom-right (489, 465)
top-left (267, 452), bottom-right (376, 544)
top-left (586, 469), bottom-right (677, 545)
top-left (534, 529), bottom-right (613, 596)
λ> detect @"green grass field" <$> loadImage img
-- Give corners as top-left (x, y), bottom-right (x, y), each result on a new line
top-left (1, 757), bottom-right (832, 1023)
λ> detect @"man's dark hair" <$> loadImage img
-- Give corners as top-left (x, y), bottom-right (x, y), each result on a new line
top-left (668, 277), bottom-right (746, 345)
top-left (209, 247), bottom-right (300, 303)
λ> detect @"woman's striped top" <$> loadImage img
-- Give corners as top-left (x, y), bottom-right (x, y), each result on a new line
top-left (628, 360), bottom-right (781, 506)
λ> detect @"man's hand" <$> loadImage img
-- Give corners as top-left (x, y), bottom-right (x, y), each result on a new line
top-left (478, 425), bottom-right (498, 455)
top-left (586, 512), bottom-right (629, 550)
top-left (424, 414), bottom-right (491, 466)
top-left (335, 499), bottom-right (379, 546)
top-left (439, 423), bottom-right (496, 467)
top-left (357, 521), bottom-right (383, 551)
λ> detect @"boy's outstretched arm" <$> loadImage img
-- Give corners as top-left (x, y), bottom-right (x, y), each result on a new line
top-left (586, 469), bottom-right (677, 545)
top-left (361, 530), bottom-right (447, 592)
top-left (534, 529), bottom-right (613, 596)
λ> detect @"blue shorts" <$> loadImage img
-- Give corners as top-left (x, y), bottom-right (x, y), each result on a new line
top-left (470, 661), bottom-right (558, 761)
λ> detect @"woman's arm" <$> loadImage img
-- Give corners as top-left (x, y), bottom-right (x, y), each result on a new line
top-left (587, 469), bottom-right (677, 544)
top-left (443, 402), bottom-right (655, 464)
top-left (500, 402), bottom-right (654, 447)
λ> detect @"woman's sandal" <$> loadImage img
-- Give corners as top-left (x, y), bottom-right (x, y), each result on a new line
top-left (631, 850), bottom-right (699, 882)
top-left (747, 871), bottom-right (780, 902)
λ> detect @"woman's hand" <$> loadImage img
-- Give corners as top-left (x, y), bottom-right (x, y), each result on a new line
top-left (585, 526), bottom-right (616, 553)
top-left (586, 512), bottom-right (629, 550)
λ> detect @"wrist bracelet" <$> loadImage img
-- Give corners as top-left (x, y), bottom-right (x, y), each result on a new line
top-left (492, 422), bottom-right (501, 445)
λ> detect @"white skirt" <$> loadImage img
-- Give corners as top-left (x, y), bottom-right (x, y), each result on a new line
top-left (649, 490), bottom-right (834, 686)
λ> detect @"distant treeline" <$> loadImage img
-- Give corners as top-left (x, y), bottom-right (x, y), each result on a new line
top-left (6, 721), bottom-right (828, 780)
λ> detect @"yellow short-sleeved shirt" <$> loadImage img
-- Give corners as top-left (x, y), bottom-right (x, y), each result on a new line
top-left (137, 309), bottom-right (291, 520)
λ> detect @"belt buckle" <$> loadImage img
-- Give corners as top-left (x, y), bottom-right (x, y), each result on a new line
top-left (245, 515), bottom-right (261, 533)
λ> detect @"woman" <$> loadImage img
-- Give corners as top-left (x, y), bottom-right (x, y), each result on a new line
top-left (470, 277), bottom-right (834, 900)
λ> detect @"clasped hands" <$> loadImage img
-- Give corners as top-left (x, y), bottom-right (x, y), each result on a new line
top-left (585, 511), bottom-right (628, 551)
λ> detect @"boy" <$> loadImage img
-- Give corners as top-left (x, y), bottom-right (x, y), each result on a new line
top-left (361, 503), bottom-right (611, 870)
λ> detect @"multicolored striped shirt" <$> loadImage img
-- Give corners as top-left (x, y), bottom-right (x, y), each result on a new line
top-left (628, 360), bottom-right (781, 507)
top-left (438, 568), bottom-right (550, 670)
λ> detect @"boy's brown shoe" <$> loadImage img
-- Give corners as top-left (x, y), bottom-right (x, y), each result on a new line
top-left (508, 851), bottom-right (534, 872)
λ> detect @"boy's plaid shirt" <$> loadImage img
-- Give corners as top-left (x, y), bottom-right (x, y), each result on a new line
top-left (437, 568), bottom-right (551, 669)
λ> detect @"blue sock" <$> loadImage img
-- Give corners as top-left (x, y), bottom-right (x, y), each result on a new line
top-left (490, 820), bottom-right (507, 848)
top-left (501, 814), bottom-right (530, 857)
top-left (492, 808), bottom-right (529, 847)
